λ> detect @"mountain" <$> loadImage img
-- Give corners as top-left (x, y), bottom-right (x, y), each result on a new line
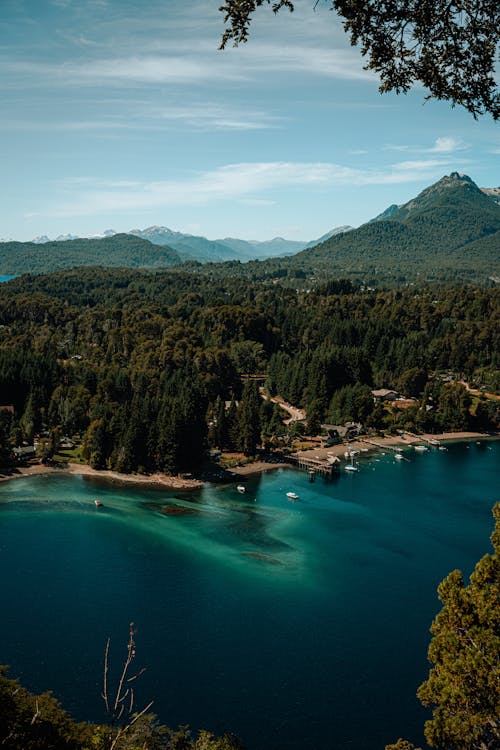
top-left (130, 226), bottom-right (352, 262)
top-left (28, 225), bottom-right (353, 263)
top-left (481, 186), bottom-right (500, 205)
top-left (290, 173), bottom-right (500, 284)
top-left (0, 233), bottom-right (180, 275)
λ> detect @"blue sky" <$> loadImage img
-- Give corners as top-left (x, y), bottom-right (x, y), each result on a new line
top-left (1, 0), bottom-right (499, 242)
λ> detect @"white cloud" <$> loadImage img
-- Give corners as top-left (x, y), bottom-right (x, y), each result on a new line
top-left (392, 159), bottom-right (454, 171)
top-left (36, 159), bottom-right (454, 218)
top-left (383, 144), bottom-right (410, 152)
top-left (384, 137), bottom-right (468, 154)
top-left (428, 137), bottom-right (467, 153)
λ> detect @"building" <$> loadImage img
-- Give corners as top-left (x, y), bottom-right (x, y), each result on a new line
top-left (322, 422), bottom-right (363, 445)
top-left (372, 388), bottom-right (399, 402)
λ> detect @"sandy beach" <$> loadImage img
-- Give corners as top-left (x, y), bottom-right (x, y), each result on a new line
top-left (0, 462), bottom-right (204, 490)
top-left (0, 431), bottom-right (495, 488)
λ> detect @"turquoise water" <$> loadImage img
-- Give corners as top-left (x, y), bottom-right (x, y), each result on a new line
top-left (0, 275), bottom-right (15, 282)
top-left (0, 440), bottom-right (498, 749)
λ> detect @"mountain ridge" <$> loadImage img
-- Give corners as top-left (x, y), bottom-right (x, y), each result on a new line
top-left (289, 172), bottom-right (500, 284)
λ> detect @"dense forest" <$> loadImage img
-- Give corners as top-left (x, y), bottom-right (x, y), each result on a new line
top-left (0, 268), bottom-right (498, 475)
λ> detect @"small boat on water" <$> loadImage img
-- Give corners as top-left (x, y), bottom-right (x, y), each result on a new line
top-left (94, 499), bottom-right (103, 507)
top-left (414, 445), bottom-right (428, 452)
top-left (236, 485), bottom-right (246, 494)
top-left (439, 446), bottom-right (448, 451)
top-left (345, 452), bottom-right (358, 472)
top-left (286, 491), bottom-right (299, 500)
top-left (394, 453), bottom-right (404, 460)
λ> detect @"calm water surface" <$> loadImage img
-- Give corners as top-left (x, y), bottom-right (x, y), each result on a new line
top-left (0, 440), bottom-right (498, 749)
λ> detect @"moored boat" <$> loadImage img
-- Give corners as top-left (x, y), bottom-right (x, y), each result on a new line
top-left (286, 491), bottom-right (299, 500)
top-left (94, 499), bottom-right (103, 507)
top-left (236, 485), bottom-right (246, 493)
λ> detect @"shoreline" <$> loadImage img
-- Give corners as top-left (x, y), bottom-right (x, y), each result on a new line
top-left (0, 432), bottom-right (496, 489)
top-left (0, 462), bottom-right (204, 490)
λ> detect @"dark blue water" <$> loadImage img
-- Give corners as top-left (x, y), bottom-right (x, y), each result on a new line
top-left (0, 440), bottom-right (498, 749)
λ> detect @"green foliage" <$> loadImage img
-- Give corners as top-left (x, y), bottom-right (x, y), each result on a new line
top-left (0, 666), bottom-right (92, 749)
top-left (416, 503), bottom-right (500, 749)
top-left (219, 2), bottom-right (499, 119)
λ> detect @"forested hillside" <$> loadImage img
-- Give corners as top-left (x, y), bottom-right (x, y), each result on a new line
top-left (291, 174), bottom-right (500, 285)
top-left (0, 234), bottom-right (180, 275)
top-left (0, 269), bottom-right (498, 475)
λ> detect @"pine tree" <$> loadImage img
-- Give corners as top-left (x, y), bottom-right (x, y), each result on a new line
top-left (238, 381), bottom-right (261, 456)
top-left (416, 502), bottom-right (499, 750)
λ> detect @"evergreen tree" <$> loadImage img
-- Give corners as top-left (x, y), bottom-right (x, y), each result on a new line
top-left (416, 503), bottom-right (500, 750)
top-left (238, 381), bottom-right (261, 456)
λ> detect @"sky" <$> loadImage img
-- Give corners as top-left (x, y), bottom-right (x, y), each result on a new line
top-left (1, 0), bottom-right (499, 242)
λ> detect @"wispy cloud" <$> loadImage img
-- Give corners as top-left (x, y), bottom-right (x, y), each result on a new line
top-left (6, 55), bottom-right (246, 87)
top-left (34, 159), bottom-right (455, 218)
top-left (0, 102), bottom-right (282, 133)
top-left (384, 137), bottom-right (468, 154)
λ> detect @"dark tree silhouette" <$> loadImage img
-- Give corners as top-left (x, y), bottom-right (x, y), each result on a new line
top-left (219, 1), bottom-right (500, 119)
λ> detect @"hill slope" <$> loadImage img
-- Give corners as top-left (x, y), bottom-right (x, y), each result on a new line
top-left (293, 173), bottom-right (500, 283)
top-left (0, 233), bottom-right (180, 275)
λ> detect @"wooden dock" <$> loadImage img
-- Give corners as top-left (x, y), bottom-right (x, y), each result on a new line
top-left (359, 438), bottom-right (400, 453)
top-left (403, 431), bottom-right (440, 446)
top-left (288, 454), bottom-right (338, 477)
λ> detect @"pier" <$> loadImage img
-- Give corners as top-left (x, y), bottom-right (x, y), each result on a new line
top-left (288, 454), bottom-right (338, 478)
top-left (359, 438), bottom-right (401, 453)
top-left (403, 431), bottom-right (440, 446)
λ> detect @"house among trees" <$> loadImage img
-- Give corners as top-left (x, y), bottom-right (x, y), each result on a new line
top-left (372, 388), bottom-right (399, 402)
top-left (59, 437), bottom-right (75, 449)
top-left (13, 445), bottom-right (36, 460)
top-left (322, 422), bottom-right (363, 445)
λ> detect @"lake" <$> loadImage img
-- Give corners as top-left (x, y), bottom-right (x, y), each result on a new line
top-left (0, 440), bottom-right (498, 749)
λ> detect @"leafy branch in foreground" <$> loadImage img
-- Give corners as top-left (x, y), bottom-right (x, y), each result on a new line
top-left (219, 1), bottom-right (500, 119)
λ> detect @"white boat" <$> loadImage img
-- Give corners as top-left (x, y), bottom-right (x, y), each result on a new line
top-left (286, 491), bottom-right (299, 500)
top-left (94, 499), bottom-right (103, 507)
top-left (345, 454), bottom-right (358, 472)
top-left (439, 446), bottom-right (448, 451)
top-left (236, 485), bottom-right (246, 493)
top-left (394, 453), bottom-right (404, 460)
top-left (414, 445), bottom-right (428, 452)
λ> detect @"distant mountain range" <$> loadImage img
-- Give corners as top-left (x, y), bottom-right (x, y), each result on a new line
top-left (25, 225), bottom-right (352, 263)
top-left (0, 174), bottom-right (498, 282)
